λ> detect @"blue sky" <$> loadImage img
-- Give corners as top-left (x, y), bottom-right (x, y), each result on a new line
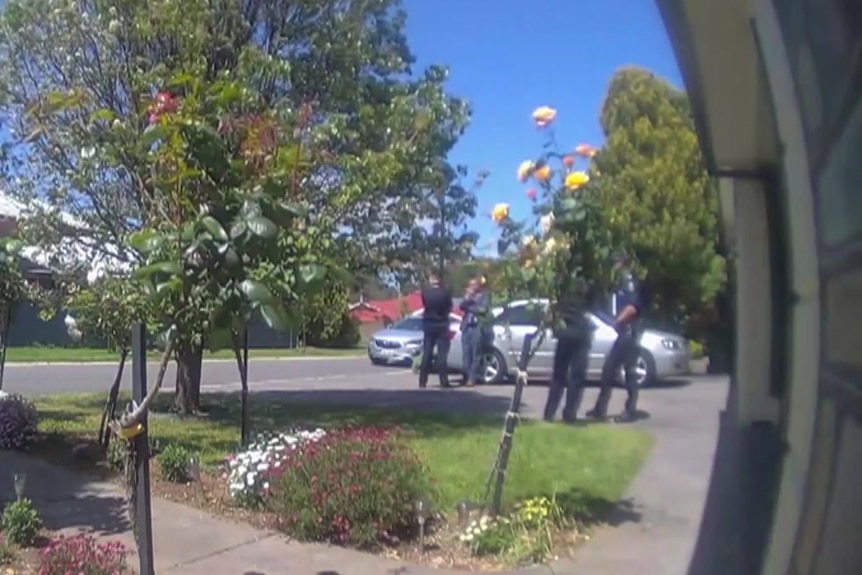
top-left (403, 0), bottom-right (684, 254)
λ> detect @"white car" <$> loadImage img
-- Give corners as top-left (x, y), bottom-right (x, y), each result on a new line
top-left (367, 313), bottom-right (462, 366)
top-left (446, 298), bottom-right (690, 386)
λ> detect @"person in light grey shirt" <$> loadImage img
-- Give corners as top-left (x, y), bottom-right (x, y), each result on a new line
top-left (459, 277), bottom-right (491, 386)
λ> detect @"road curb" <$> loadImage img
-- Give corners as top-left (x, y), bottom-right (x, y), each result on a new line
top-left (4, 355), bottom-right (365, 368)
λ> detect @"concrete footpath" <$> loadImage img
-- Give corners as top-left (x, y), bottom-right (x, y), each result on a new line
top-left (0, 375), bottom-right (729, 575)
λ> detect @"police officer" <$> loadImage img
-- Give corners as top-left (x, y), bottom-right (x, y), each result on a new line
top-left (419, 272), bottom-right (454, 389)
top-left (543, 288), bottom-right (594, 424)
top-left (587, 252), bottom-right (644, 423)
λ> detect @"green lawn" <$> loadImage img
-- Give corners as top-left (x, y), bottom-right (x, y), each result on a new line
top-left (31, 392), bottom-right (653, 513)
top-left (4, 345), bottom-right (363, 363)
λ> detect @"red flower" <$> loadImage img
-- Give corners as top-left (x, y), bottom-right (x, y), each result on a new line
top-left (526, 188), bottom-right (537, 201)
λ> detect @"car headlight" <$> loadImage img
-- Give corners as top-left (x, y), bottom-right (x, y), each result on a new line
top-left (661, 338), bottom-right (681, 351)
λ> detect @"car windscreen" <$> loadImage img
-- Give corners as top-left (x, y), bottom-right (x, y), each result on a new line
top-left (392, 317), bottom-right (423, 331)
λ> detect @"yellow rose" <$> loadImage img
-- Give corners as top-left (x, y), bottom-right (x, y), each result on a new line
top-left (533, 165), bottom-right (551, 182)
top-left (564, 171), bottom-right (589, 190)
top-left (532, 106), bottom-right (557, 128)
top-left (516, 160), bottom-right (535, 182)
top-left (491, 203), bottom-right (510, 224)
top-left (542, 237), bottom-right (559, 256)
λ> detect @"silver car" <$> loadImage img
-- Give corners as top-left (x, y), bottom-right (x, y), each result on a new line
top-left (447, 298), bottom-right (690, 386)
top-left (367, 314), bottom-right (461, 366)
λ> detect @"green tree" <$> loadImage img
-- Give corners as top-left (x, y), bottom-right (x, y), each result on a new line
top-left (64, 277), bottom-right (152, 444)
top-left (0, 238), bottom-right (26, 390)
top-left (300, 275), bottom-right (353, 348)
top-left (0, 0), bottom-right (469, 410)
top-left (592, 67), bottom-right (726, 330)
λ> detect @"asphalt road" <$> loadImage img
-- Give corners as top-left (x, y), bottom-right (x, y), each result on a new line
top-left (1, 356), bottom-right (398, 396)
top-left (2, 355), bottom-right (727, 421)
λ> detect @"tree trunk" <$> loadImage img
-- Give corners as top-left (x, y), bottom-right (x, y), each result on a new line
top-left (173, 338), bottom-right (203, 414)
top-left (0, 306), bottom-right (11, 391)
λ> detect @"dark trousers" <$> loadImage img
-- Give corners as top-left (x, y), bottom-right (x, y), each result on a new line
top-left (461, 326), bottom-right (483, 383)
top-left (543, 335), bottom-right (590, 421)
top-left (593, 334), bottom-right (639, 416)
top-left (419, 327), bottom-right (451, 387)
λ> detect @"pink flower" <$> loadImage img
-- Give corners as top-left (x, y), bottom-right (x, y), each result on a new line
top-left (526, 188), bottom-right (537, 201)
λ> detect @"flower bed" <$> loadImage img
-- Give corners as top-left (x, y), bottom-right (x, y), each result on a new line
top-left (222, 425), bottom-right (433, 548)
top-left (225, 428), bottom-right (326, 506)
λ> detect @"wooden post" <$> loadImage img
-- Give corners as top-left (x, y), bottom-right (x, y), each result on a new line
top-left (240, 327), bottom-right (250, 446)
top-left (130, 323), bottom-right (155, 575)
top-left (490, 331), bottom-right (536, 515)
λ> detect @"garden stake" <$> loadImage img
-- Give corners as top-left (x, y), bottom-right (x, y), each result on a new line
top-left (489, 330), bottom-right (538, 516)
top-left (99, 347), bottom-right (129, 448)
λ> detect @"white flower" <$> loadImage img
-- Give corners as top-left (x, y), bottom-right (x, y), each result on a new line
top-left (225, 428), bottom-right (327, 503)
top-left (542, 237), bottom-right (559, 256)
top-left (539, 212), bottom-right (555, 234)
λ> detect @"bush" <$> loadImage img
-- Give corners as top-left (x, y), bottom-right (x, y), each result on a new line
top-left (0, 392), bottom-right (39, 451)
top-left (157, 444), bottom-right (192, 483)
top-left (688, 340), bottom-right (705, 360)
top-left (267, 426), bottom-right (433, 547)
top-left (1, 499), bottom-right (42, 547)
top-left (0, 535), bottom-right (16, 565)
top-left (38, 534), bottom-right (129, 575)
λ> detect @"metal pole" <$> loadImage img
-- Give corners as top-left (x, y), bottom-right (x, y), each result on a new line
top-left (131, 323), bottom-right (155, 575)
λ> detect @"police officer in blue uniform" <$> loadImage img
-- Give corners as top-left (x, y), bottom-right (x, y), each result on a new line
top-left (587, 252), bottom-right (644, 423)
top-left (543, 293), bottom-right (594, 424)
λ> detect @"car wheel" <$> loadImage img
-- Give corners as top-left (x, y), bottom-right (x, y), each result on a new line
top-left (479, 349), bottom-right (508, 384)
top-left (635, 349), bottom-right (657, 387)
top-left (370, 357), bottom-right (385, 366)
top-left (616, 349), bottom-right (656, 387)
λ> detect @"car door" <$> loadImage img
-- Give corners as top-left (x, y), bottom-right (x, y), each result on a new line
top-left (494, 302), bottom-right (550, 376)
top-left (587, 312), bottom-right (618, 378)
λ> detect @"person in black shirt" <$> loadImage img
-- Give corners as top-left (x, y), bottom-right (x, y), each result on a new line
top-left (419, 273), bottom-right (453, 388)
top-left (587, 252), bottom-right (644, 423)
top-left (543, 294), bottom-right (594, 423)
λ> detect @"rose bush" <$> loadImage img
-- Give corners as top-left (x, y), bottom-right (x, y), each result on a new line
top-left (0, 391), bottom-right (38, 451)
top-left (265, 425), bottom-right (433, 548)
top-left (225, 428), bottom-right (326, 507)
top-left (490, 106), bottom-right (613, 351)
top-left (38, 534), bottom-right (129, 575)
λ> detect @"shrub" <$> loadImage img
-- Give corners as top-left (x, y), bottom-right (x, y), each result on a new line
top-left (157, 444), bottom-right (193, 483)
top-left (0, 535), bottom-right (16, 565)
top-left (267, 426), bottom-right (433, 547)
top-left (1, 499), bottom-right (42, 547)
top-left (689, 340), bottom-right (705, 359)
top-left (38, 533), bottom-right (129, 575)
top-left (0, 392), bottom-right (38, 451)
top-left (459, 496), bottom-right (566, 564)
top-left (226, 429), bottom-right (326, 507)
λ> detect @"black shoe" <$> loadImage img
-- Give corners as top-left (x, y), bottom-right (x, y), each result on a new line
top-left (440, 382), bottom-right (451, 389)
top-left (419, 382), bottom-right (427, 389)
top-left (585, 409), bottom-right (608, 421)
top-left (543, 415), bottom-right (554, 422)
top-left (615, 411), bottom-right (639, 423)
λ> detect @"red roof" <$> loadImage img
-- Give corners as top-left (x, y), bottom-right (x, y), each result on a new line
top-left (349, 291), bottom-right (424, 324)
